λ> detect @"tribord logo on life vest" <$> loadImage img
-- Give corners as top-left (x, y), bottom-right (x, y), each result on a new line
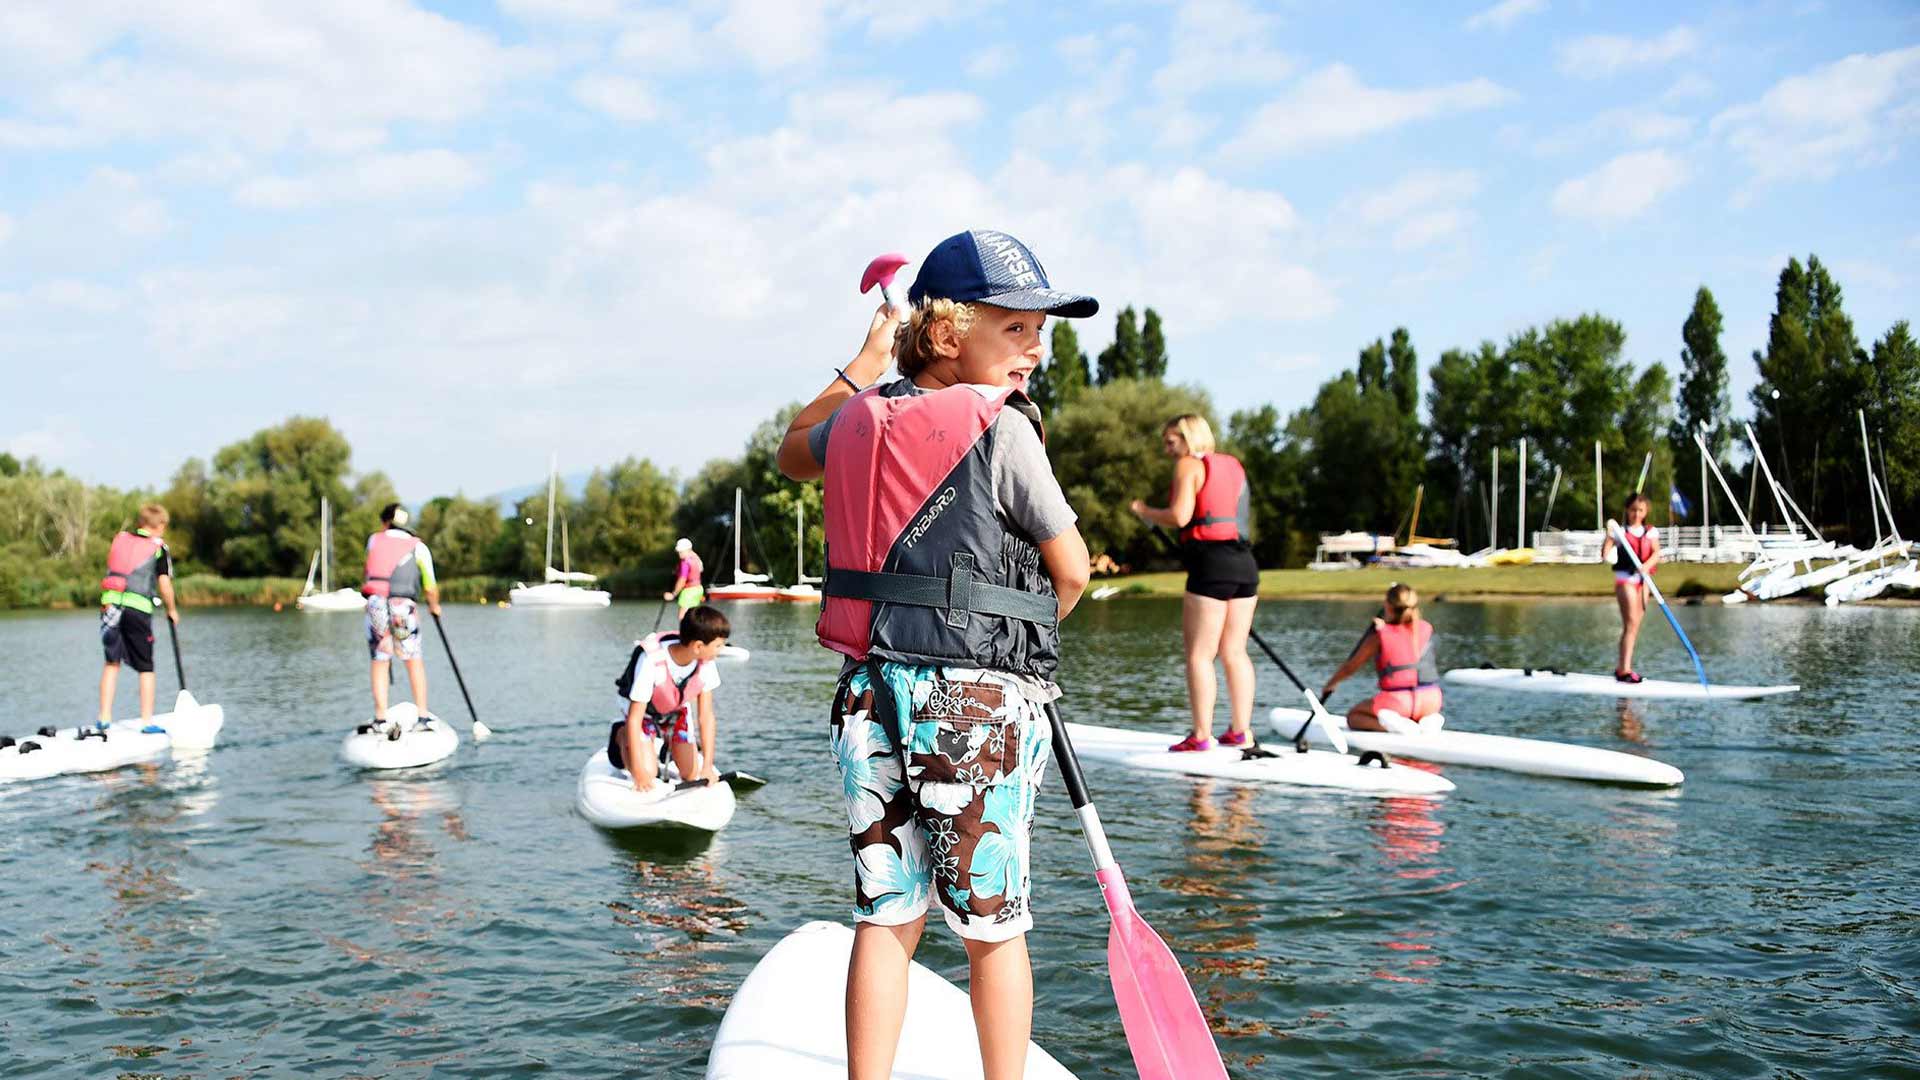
top-left (902, 487), bottom-right (957, 549)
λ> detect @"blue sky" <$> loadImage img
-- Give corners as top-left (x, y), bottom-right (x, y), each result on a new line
top-left (3, 1), bottom-right (1917, 503)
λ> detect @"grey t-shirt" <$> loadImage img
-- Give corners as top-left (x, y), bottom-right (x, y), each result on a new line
top-left (807, 381), bottom-right (1078, 545)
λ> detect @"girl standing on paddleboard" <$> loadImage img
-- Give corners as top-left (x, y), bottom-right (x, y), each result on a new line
top-left (776, 230), bottom-right (1094, 1080)
top-left (1317, 583), bottom-right (1443, 732)
top-left (1601, 493), bottom-right (1660, 683)
top-left (1130, 415), bottom-right (1259, 751)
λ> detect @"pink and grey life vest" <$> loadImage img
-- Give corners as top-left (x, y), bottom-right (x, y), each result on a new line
top-left (614, 632), bottom-right (714, 722)
top-left (1180, 453), bottom-right (1249, 543)
top-left (1612, 524), bottom-right (1657, 576)
top-left (816, 380), bottom-right (1061, 679)
top-left (1374, 618), bottom-right (1438, 691)
top-left (101, 531), bottom-right (165, 608)
top-left (363, 531), bottom-right (422, 599)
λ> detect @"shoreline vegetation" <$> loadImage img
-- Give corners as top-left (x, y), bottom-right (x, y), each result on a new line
top-left (9, 564), bottom-right (1916, 610)
top-left (3, 256), bottom-right (1912, 612)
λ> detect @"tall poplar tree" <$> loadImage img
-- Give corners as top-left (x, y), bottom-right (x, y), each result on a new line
top-left (1096, 307), bottom-right (1143, 384)
top-left (1671, 286), bottom-right (1729, 519)
top-left (1141, 308), bottom-right (1169, 380)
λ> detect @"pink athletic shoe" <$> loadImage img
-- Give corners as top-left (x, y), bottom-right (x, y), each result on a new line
top-left (1216, 729), bottom-right (1251, 748)
top-left (1167, 734), bottom-right (1215, 753)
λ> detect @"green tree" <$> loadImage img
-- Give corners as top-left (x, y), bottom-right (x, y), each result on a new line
top-left (1047, 378), bottom-right (1214, 564)
top-left (1751, 255), bottom-right (1866, 528)
top-left (1671, 286), bottom-right (1729, 521)
top-left (1868, 321), bottom-right (1920, 519)
top-left (204, 417), bottom-right (356, 577)
top-left (1387, 327), bottom-right (1419, 416)
top-left (577, 457), bottom-right (680, 575)
top-left (1356, 339), bottom-right (1387, 391)
top-left (1096, 307), bottom-right (1143, 385)
top-left (1045, 321), bottom-right (1091, 414)
top-left (1224, 405), bottom-right (1303, 565)
top-left (416, 495), bottom-right (505, 579)
top-left (0, 452), bottom-right (18, 477)
top-left (1141, 308), bottom-right (1169, 380)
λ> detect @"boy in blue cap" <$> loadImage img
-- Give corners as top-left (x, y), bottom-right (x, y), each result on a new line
top-left (779, 230), bottom-right (1095, 1080)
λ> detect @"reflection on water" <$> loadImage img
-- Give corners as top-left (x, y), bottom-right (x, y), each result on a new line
top-left (2, 600), bottom-right (1918, 1077)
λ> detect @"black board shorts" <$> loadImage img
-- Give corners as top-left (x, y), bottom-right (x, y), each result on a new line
top-left (1182, 540), bottom-right (1259, 601)
top-left (101, 607), bottom-right (155, 673)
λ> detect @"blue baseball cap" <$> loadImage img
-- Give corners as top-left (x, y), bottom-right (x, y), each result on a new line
top-left (907, 230), bottom-right (1099, 318)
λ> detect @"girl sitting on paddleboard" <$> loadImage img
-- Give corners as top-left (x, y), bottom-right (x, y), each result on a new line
top-left (1601, 493), bottom-right (1660, 683)
top-left (776, 229), bottom-right (1094, 1080)
top-left (1129, 414), bottom-right (1259, 752)
top-left (1318, 583), bottom-right (1443, 733)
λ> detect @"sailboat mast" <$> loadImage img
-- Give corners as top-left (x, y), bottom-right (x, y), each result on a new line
top-left (734, 488), bottom-right (744, 583)
top-left (563, 514), bottom-right (571, 574)
top-left (795, 502), bottom-right (804, 580)
top-left (545, 453), bottom-right (557, 572)
top-left (1517, 438), bottom-right (1526, 549)
top-left (321, 496), bottom-right (331, 591)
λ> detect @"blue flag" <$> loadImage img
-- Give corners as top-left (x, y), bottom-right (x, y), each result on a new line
top-left (1669, 485), bottom-right (1692, 520)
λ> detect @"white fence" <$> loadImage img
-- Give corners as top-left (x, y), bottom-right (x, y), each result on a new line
top-left (1531, 524), bottom-right (1807, 564)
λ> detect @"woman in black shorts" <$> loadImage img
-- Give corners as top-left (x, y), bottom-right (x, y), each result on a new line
top-left (1130, 414), bottom-right (1259, 751)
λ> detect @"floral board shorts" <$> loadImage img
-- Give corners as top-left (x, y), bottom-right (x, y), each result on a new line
top-left (830, 662), bottom-right (1051, 943)
top-left (365, 596), bottom-right (422, 662)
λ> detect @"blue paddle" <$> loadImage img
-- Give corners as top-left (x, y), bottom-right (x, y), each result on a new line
top-left (1608, 519), bottom-right (1709, 691)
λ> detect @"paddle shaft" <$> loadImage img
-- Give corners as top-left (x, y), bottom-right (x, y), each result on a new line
top-left (430, 612), bottom-right (484, 727)
top-left (165, 616), bottom-right (186, 689)
top-left (1609, 520), bottom-right (1709, 689)
top-left (1044, 702), bottom-right (1115, 868)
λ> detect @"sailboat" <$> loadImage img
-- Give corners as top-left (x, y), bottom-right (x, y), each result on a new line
top-left (1824, 411), bottom-right (1915, 606)
top-left (708, 488), bottom-right (780, 601)
top-left (509, 455), bottom-right (612, 608)
top-left (777, 501), bottom-right (822, 602)
top-left (297, 496), bottom-right (364, 612)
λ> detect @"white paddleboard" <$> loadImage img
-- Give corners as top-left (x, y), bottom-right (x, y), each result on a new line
top-left (705, 921), bottom-right (1079, 1079)
top-left (1065, 722), bottom-right (1454, 796)
top-left (576, 749), bottom-right (736, 832)
top-left (151, 691), bottom-right (225, 751)
top-left (339, 703), bottom-right (460, 770)
top-left (40, 722), bottom-right (173, 774)
top-left (1270, 707), bottom-right (1683, 786)
top-left (0, 734), bottom-right (77, 783)
top-left (1443, 667), bottom-right (1797, 701)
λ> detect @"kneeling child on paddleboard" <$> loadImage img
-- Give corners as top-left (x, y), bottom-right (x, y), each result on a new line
top-left (1319, 583), bottom-right (1444, 734)
top-left (610, 605), bottom-right (730, 791)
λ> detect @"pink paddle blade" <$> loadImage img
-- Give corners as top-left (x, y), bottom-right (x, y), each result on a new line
top-left (859, 253), bottom-right (909, 294)
top-left (1098, 866), bottom-right (1230, 1080)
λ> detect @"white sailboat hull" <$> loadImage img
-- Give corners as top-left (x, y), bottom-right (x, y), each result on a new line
top-left (297, 588), bottom-right (365, 612)
top-left (509, 582), bottom-right (611, 607)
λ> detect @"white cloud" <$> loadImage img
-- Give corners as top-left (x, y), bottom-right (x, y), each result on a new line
top-left (1394, 208), bottom-right (1472, 251)
top-left (5, 416), bottom-right (93, 461)
top-left (613, 10), bottom-right (703, 67)
top-left (1150, 0), bottom-right (1295, 98)
top-left (966, 45), bottom-right (1016, 80)
top-left (0, 213), bottom-right (12, 247)
top-left (1710, 45), bottom-right (1920, 192)
top-left (497, 0), bottom-right (628, 22)
top-left (1222, 65), bottom-right (1514, 159)
top-left (0, 3), bottom-right (535, 152)
top-left (1663, 72), bottom-right (1714, 102)
top-left (1466, 0), bottom-right (1547, 32)
top-left (1550, 149), bottom-right (1689, 221)
top-left (1557, 27), bottom-right (1697, 79)
top-left (572, 73), bottom-right (659, 123)
top-left (1829, 258), bottom-right (1904, 292)
top-left (1532, 106), bottom-right (1693, 154)
top-left (716, 0), bottom-right (831, 71)
top-left (1349, 169), bottom-right (1482, 226)
top-left (234, 150), bottom-right (483, 209)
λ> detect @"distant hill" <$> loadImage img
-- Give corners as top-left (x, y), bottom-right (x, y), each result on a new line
top-left (485, 471), bottom-right (592, 516)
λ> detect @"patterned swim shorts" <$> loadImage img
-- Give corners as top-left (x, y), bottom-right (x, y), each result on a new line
top-left (365, 596), bottom-right (422, 662)
top-left (829, 662), bottom-right (1051, 943)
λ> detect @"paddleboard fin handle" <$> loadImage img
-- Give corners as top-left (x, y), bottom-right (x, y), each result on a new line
top-left (1357, 750), bottom-right (1392, 769)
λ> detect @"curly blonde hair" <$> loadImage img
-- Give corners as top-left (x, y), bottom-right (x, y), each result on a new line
top-left (894, 298), bottom-right (977, 378)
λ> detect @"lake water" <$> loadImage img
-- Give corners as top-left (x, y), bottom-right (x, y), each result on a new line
top-left (1, 598), bottom-right (1916, 1078)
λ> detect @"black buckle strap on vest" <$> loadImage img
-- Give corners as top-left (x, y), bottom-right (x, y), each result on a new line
top-left (824, 564), bottom-right (1057, 627)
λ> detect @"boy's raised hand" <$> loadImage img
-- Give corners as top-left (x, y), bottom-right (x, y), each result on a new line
top-left (856, 302), bottom-right (901, 369)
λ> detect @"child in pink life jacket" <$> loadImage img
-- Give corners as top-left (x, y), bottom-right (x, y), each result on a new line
top-left (98, 502), bottom-right (180, 726)
top-left (776, 229), bottom-right (1096, 1080)
top-left (609, 605), bottom-right (731, 791)
top-left (1319, 583), bottom-right (1444, 734)
top-left (1601, 493), bottom-right (1660, 683)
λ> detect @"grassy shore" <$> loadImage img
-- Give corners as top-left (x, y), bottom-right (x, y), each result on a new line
top-left (1098, 562), bottom-right (1753, 600)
